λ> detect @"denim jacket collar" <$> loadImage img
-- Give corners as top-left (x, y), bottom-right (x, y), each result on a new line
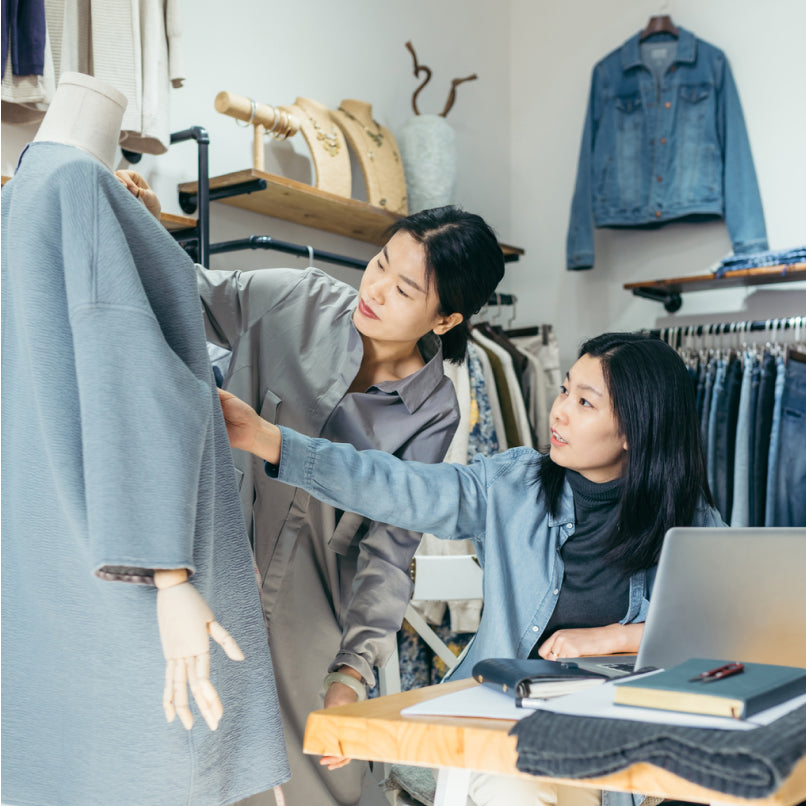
top-left (620, 26), bottom-right (697, 72)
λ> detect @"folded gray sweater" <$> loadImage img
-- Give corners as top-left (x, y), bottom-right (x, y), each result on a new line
top-left (511, 705), bottom-right (806, 798)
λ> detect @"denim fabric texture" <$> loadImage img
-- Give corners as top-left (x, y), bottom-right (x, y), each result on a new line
top-left (713, 356), bottom-right (743, 522)
top-left (730, 352), bottom-right (757, 526)
top-left (567, 27), bottom-right (767, 270)
top-left (771, 352), bottom-right (806, 527)
top-left (714, 245), bottom-right (806, 276)
top-left (695, 360), bottom-right (707, 419)
top-left (700, 359), bottom-right (717, 456)
top-left (751, 352), bottom-right (776, 526)
top-left (706, 358), bottom-right (726, 494)
top-left (275, 427), bottom-right (723, 683)
top-left (764, 356), bottom-right (787, 526)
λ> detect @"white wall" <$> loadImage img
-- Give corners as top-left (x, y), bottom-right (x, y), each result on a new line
top-left (3, 1), bottom-right (803, 367)
top-left (2, 0), bottom-right (512, 289)
top-left (509, 0), bottom-right (806, 366)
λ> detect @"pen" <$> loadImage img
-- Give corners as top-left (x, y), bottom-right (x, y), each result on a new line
top-left (688, 662), bottom-right (744, 683)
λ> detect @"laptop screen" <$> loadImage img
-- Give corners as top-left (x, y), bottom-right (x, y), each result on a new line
top-left (636, 527), bottom-right (806, 670)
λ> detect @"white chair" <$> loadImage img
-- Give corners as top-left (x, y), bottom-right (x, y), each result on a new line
top-left (376, 555), bottom-right (483, 804)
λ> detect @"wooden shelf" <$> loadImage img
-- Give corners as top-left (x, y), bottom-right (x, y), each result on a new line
top-left (177, 168), bottom-right (524, 260)
top-left (159, 211), bottom-right (198, 232)
top-left (625, 263), bottom-right (806, 312)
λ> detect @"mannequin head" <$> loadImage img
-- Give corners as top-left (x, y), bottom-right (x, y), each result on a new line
top-left (34, 72), bottom-right (127, 170)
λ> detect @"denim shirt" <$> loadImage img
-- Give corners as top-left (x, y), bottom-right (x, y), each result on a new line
top-left (567, 27), bottom-right (767, 270)
top-left (274, 428), bottom-right (724, 682)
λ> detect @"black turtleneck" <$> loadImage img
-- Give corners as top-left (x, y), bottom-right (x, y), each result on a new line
top-left (529, 469), bottom-right (630, 656)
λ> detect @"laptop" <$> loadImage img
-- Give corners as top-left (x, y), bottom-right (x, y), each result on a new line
top-left (571, 527), bottom-right (806, 676)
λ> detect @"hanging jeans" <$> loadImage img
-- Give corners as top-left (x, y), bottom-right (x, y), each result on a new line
top-left (770, 351), bottom-right (806, 527)
top-left (714, 357), bottom-right (742, 522)
top-left (706, 358), bottom-right (726, 496)
top-left (731, 352), bottom-right (758, 527)
top-left (751, 352), bottom-right (776, 526)
top-left (764, 355), bottom-right (788, 526)
top-left (700, 359), bottom-right (717, 466)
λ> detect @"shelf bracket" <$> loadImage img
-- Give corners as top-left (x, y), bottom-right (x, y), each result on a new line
top-left (631, 286), bottom-right (683, 313)
top-left (179, 178), bottom-right (268, 215)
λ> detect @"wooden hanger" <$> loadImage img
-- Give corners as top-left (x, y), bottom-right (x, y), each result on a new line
top-left (640, 14), bottom-right (679, 41)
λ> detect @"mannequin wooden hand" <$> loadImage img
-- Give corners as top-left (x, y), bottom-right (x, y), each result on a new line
top-left (115, 169), bottom-right (162, 219)
top-left (155, 570), bottom-right (245, 731)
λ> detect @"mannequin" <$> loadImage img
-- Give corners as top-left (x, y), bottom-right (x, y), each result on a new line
top-left (33, 70), bottom-right (245, 732)
top-left (2, 72), bottom-right (289, 804)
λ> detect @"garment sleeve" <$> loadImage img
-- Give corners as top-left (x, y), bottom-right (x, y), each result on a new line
top-left (717, 56), bottom-right (768, 255)
top-left (196, 265), bottom-right (301, 349)
top-left (68, 182), bottom-right (212, 580)
top-left (277, 426), bottom-right (491, 542)
top-left (566, 65), bottom-right (599, 271)
top-left (331, 405), bottom-right (461, 681)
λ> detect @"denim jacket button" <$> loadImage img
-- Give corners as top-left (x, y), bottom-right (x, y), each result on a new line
top-left (532, 625), bottom-right (539, 632)
top-left (553, 589), bottom-right (559, 595)
top-left (566, 523), bottom-right (573, 529)
top-left (665, 101), bottom-right (671, 109)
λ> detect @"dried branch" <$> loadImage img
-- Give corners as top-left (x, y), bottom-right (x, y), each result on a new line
top-left (405, 41), bottom-right (478, 117)
top-left (440, 74), bottom-right (478, 117)
top-left (405, 41), bottom-right (432, 116)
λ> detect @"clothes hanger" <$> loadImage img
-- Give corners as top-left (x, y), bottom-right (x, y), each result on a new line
top-left (640, 0), bottom-right (679, 42)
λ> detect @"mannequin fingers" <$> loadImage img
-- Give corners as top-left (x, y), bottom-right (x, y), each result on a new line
top-left (172, 659), bottom-right (194, 730)
top-left (163, 659), bottom-right (177, 723)
top-left (188, 654), bottom-right (223, 731)
top-left (208, 620), bottom-right (245, 661)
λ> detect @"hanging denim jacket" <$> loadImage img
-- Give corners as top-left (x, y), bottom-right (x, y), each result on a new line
top-left (567, 27), bottom-right (768, 270)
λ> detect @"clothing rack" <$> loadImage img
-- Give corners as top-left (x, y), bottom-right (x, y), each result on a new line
top-left (647, 316), bottom-right (804, 349)
top-left (209, 236), bottom-right (368, 270)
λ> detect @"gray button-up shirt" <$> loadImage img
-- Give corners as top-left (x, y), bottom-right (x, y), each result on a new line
top-left (197, 266), bottom-right (460, 681)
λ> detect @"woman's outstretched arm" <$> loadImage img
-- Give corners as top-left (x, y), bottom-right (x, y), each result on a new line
top-left (217, 389), bottom-right (490, 541)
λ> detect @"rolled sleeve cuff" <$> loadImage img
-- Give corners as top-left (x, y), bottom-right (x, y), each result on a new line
top-left (329, 652), bottom-right (376, 688)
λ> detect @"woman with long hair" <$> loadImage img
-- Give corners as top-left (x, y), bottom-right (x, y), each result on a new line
top-left (219, 331), bottom-right (724, 806)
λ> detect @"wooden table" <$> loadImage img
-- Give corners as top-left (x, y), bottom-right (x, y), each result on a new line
top-left (304, 679), bottom-right (806, 806)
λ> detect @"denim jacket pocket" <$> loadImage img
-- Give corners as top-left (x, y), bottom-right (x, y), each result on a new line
top-left (610, 92), bottom-right (644, 209)
top-left (259, 388), bottom-right (282, 423)
top-left (675, 83), bottom-right (719, 201)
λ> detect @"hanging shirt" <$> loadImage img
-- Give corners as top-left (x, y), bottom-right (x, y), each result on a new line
top-left (1, 142), bottom-right (289, 806)
top-left (567, 27), bottom-right (767, 270)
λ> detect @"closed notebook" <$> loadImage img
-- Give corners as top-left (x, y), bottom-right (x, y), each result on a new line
top-left (613, 658), bottom-right (806, 719)
top-left (472, 658), bottom-right (608, 701)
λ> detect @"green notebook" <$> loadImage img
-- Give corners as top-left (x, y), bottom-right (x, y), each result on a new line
top-left (613, 658), bottom-right (806, 719)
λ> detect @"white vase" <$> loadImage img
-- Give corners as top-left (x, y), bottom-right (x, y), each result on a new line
top-left (398, 114), bottom-right (457, 213)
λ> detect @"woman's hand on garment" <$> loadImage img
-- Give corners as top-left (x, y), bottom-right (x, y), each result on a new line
top-left (537, 622), bottom-right (645, 659)
top-left (114, 169), bottom-right (162, 219)
top-left (217, 388), bottom-right (282, 463)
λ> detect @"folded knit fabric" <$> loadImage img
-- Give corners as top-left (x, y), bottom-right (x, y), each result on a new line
top-left (511, 705), bottom-right (806, 799)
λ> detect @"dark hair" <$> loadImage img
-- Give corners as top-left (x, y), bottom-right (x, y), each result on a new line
top-left (539, 332), bottom-right (713, 573)
top-left (387, 206), bottom-right (505, 363)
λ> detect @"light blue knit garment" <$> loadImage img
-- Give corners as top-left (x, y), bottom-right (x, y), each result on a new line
top-left (1, 142), bottom-right (289, 805)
